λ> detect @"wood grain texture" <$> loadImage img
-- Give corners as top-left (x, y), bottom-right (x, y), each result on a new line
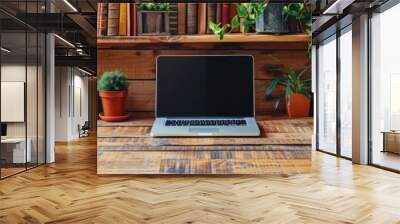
top-left (97, 34), bottom-right (310, 50)
top-left (97, 116), bottom-right (312, 174)
top-left (1, 136), bottom-right (400, 223)
top-left (97, 151), bottom-right (312, 174)
top-left (97, 50), bottom-right (308, 80)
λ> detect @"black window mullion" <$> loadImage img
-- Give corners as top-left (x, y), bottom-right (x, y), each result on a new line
top-left (336, 29), bottom-right (341, 157)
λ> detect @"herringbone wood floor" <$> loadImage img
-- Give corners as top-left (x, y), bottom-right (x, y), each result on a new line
top-left (1, 136), bottom-right (400, 224)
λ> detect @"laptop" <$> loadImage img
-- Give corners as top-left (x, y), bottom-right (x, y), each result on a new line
top-left (150, 55), bottom-right (260, 137)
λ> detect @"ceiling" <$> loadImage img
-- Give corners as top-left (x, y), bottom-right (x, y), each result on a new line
top-left (0, 0), bottom-right (96, 73)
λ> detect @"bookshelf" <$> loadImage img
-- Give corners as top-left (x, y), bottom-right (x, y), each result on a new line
top-left (97, 34), bottom-right (310, 49)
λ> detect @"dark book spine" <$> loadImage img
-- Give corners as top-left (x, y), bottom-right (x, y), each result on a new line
top-left (216, 4), bottom-right (221, 25)
top-left (197, 3), bottom-right (207, 34)
top-left (206, 3), bottom-right (217, 34)
top-left (221, 3), bottom-right (230, 25)
top-left (186, 3), bottom-right (198, 34)
top-left (107, 3), bottom-right (120, 36)
top-left (169, 3), bottom-right (178, 35)
top-left (132, 2), bottom-right (137, 36)
top-left (177, 3), bottom-right (186, 35)
top-left (97, 3), bottom-right (108, 36)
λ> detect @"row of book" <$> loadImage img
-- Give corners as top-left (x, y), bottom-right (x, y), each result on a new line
top-left (97, 3), bottom-right (240, 36)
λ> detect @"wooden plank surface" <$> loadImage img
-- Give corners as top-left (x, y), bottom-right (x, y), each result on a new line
top-left (97, 34), bottom-right (311, 49)
top-left (97, 50), bottom-right (308, 80)
top-left (97, 150), bottom-right (311, 174)
top-left (97, 117), bottom-right (312, 174)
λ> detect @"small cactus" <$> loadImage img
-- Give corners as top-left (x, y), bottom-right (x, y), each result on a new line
top-left (98, 71), bottom-right (128, 91)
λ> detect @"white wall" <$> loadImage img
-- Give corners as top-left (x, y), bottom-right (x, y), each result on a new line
top-left (54, 67), bottom-right (89, 141)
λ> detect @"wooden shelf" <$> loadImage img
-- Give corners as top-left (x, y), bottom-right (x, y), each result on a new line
top-left (97, 34), bottom-right (310, 50)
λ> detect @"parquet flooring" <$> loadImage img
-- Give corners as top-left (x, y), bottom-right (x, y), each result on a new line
top-left (1, 136), bottom-right (400, 223)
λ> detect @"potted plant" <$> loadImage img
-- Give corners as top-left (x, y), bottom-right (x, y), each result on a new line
top-left (137, 3), bottom-right (170, 35)
top-left (256, 3), bottom-right (290, 34)
top-left (98, 71), bottom-right (129, 122)
top-left (209, 2), bottom-right (267, 40)
top-left (265, 67), bottom-right (311, 118)
top-left (282, 3), bottom-right (312, 34)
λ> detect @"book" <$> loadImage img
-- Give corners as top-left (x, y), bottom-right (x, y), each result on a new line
top-left (216, 4), bottom-right (221, 25)
top-left (229, 4), bottom-right (239, 33)
top-left (197, 3), bottom-right (207, 34)
top-left (186, 3), bottom-right (198, 34)
top-left (221, 3), bottom-right (230, 25)
top-left (97, 3), bottom-right (108, 36)
top-left (169, 3), bottom-right (178, 35)
top-left (206, 3), bottom-right (217, 34)
top-left (177, 3), bottom-right (186, 34)
top-left (131, 2), bottom-right (137, 36)
top-left (127, 3), bottom-right (131, 36)
top-left (119, 3), bottom-right (127, 36)
top-left (107, 3), bottom-right (120, 36)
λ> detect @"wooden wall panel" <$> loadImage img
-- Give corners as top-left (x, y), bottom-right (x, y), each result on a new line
top-left (98, 46), bottom-right (309, 115)
top-left (126, 81), bottom-right (155, 112)
top-left (98, 50), bottom-right (308, 81)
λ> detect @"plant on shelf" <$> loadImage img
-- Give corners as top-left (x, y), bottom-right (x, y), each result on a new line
top-left (282, 3), bottom-right (312, 34)
top-left (136, 2), bottom-right (170, 35)
top-left (136, 3), bottom-right (170, 11)
top-left (98, 71), bottom-right (129, 122)
top-left (209, 2), bottom-right (267, 40)
top-left (265, 67), bottom-right (311, 118)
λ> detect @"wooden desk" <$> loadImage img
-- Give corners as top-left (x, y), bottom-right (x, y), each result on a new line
top-left (97, 116), bottom-right (313, 175)
top-left (1, 138), bottom-right (31, 164)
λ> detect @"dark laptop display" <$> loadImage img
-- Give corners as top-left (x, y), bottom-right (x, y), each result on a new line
top-left (1, 123), bottom-right (7, 137)
top-left (156, 56), bottom-right (254, 117)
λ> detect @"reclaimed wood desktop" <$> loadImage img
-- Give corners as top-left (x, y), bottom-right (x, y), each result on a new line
top-left (97, 115), bottom-right (312, 175)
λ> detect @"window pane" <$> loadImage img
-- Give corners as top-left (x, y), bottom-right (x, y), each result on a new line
top-left (340, 28), bottom-right (352, 158)
top-left (371, 3), bottom-right (400, 171)
top-left (318, 36), bottom-right (337, 154)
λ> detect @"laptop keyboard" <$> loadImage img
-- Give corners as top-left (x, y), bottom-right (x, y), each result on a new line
top-left (165, 119), bottom-right (247, 126)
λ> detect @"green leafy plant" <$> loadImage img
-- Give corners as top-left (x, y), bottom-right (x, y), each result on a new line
top-left (209, 2), bottom-right (267, 40)
top-left (136, 3), bottom-right (170, 11)
top-left (98, 71), bottom-right (128, 91)
top-left (265, 67), bottom-right (311, 110)
top-left (282, 3), bottom-right (312, 34)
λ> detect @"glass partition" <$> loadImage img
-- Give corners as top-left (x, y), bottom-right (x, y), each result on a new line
top-left (1, 31), bottom-right (28, 178)
top-left (0, 1), bottom-right (46, 179)
top-left (339, 26), bottom-right (352, 158)
top-left (317, 35), bottom-right (337, 154)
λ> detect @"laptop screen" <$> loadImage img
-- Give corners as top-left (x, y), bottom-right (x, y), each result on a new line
top-left (1, 123), bottom-right (7, 137)
top-left (156, 56), bottom-right (254, 117)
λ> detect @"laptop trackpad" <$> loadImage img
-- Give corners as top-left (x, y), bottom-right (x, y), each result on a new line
top-left (189, 128), bottom-right (219, 134)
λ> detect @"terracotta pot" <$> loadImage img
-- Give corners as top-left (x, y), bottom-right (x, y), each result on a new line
top-left (99, 90), bottom-right (127, 117)
top-left (286, 93), bottom-right (310, 118)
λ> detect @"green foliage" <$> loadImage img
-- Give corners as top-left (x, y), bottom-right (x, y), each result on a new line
top-left (265, 67), bottom-right (311, 111)
top-left (208, 2), bottom-right (267, 40)
top-left (136, 2), bottom-right (170, 11)
top-left (282, 3), bottom-right (312, 34)
top-left (98, 71), bottom-right (128, 91)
